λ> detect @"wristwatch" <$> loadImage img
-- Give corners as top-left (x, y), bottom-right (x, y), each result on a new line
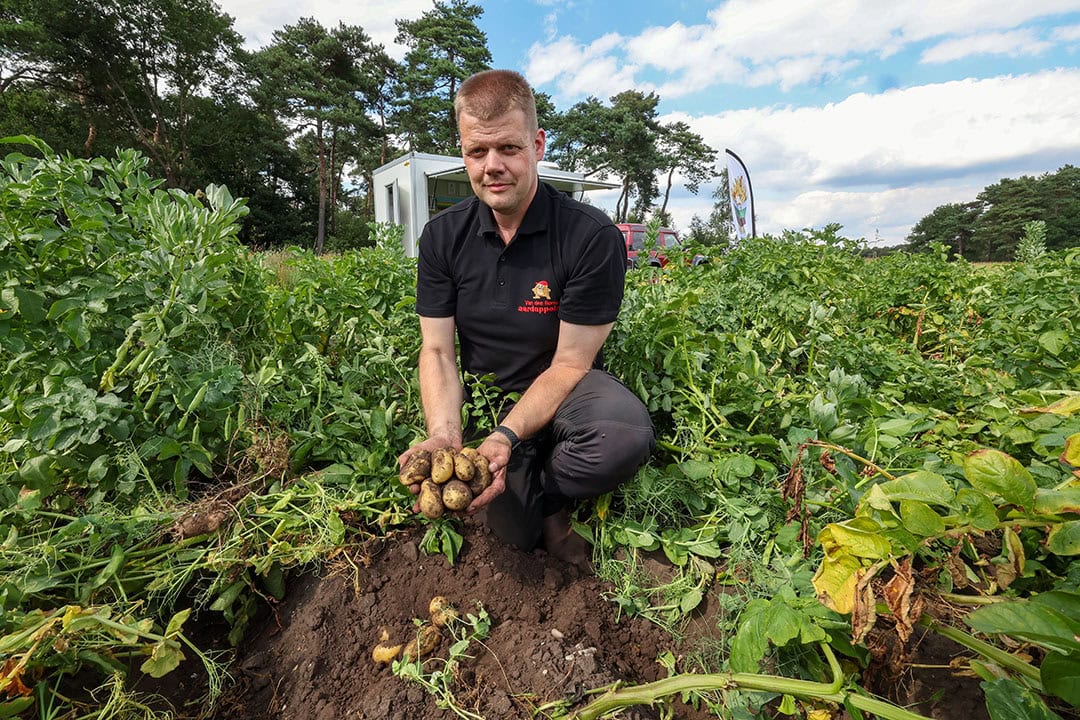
top-left (491, 425), bottom-right (520, 451)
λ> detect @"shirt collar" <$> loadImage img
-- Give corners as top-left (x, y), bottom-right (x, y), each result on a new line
top-left (474, 182), bottom-right (551, 240)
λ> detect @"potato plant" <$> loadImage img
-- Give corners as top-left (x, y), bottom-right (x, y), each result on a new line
top-left (1, 141), bottom-right (1077, 719)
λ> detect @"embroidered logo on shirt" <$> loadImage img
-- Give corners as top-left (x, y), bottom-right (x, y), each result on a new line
top-left (519, 280), bottom-right (559, 315)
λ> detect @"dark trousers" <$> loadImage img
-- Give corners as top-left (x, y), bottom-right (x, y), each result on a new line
top-left (482, 370), bottom-right (655, 551)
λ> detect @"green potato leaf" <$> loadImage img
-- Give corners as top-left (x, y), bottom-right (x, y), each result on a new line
top-left (981, 677), bottom-right (1065, 720)
top-left (1046, 520), bottom-right (1080, 556)
top-left (877, 470), bottom-right (956, 506)
top-left (964, 449), bottom-right (1036, 509)
top-left (1041, 651), bottom-right (1080, 707)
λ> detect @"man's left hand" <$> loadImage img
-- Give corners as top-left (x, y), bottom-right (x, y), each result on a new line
top-left (465, 432), bottom-right (512, 512)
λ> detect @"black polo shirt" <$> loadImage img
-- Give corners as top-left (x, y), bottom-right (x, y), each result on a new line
top-left (416, 181), bottom-right (625, 393)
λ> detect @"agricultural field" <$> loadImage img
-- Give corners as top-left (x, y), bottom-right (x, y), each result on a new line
top-left (1, 143), bottom-right (1078, 720)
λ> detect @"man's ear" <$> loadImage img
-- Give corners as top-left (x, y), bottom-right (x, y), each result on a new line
top-left (535, 128), bottom-right (546, 161)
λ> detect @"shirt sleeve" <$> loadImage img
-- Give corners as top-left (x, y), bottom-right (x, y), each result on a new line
top-left (558, 222), bottom-right (626, 325)
top-left (415, 225), bottom-right (457, 318)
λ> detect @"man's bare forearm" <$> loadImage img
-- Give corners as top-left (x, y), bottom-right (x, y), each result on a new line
top-left (419, 344), bottom-right (464, 445)
top-left (497, 361), bottom-right (588, 439)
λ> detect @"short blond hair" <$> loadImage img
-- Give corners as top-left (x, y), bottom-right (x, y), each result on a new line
top-left (454, 70), bottom-right (538, 132)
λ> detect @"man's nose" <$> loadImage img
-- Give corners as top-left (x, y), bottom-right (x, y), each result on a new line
top-left (483, 150), bottom-right (506, 173)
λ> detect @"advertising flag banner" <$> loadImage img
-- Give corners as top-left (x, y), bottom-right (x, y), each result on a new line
top-left (725, 149), bottom-right (755, 241)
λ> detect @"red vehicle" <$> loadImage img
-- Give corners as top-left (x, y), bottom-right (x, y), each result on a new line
top-left (616, 223), bottom-right (705, 267)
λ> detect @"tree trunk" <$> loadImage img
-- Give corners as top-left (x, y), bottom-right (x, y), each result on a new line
top-left (316, 113), bottom-right (327, 255)
top-left (329, 126), bottom-right (337, 236)
top-left (660, 167), bottom-right (675, 217)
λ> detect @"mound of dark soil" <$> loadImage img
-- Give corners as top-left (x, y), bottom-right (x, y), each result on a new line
top-left (207, 520), bottom-right (714, 720)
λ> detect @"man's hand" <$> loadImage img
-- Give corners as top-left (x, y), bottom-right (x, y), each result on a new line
top-left (465, 432), bottom-right (513, 513)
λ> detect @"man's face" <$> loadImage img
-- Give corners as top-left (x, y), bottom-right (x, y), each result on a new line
top-left (459, 108), bottom-right (545, 220)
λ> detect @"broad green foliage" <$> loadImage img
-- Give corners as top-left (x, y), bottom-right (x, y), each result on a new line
top-left (1, 144), bottom-right (1077, 717)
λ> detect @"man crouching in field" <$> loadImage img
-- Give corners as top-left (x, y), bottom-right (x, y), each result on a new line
top-left (396, 69), bottom-right (655, 567)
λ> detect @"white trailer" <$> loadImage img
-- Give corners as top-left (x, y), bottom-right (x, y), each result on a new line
top-left (372, 151), bottom-right (617, 257)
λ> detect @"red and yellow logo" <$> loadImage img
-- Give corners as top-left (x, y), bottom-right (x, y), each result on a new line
top-left (519, 280), bottom-right (558, 315)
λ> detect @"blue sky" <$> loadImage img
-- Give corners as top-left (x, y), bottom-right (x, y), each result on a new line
top-left (220, 0), bottom-right (1080, 246)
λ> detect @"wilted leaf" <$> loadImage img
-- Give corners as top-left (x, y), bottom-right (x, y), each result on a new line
top-left (882, 557), bottom-right (922, 644)
top-left (851, 566), bottom-right (879, 644)
top-left (0, 658), bottom-right (32, 697)
top-left (140, 639), bottom-right (185, 678)
top-left (964, 449), bottom-right (1036, 509)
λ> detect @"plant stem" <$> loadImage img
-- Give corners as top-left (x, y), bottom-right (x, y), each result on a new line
top-left (805, 440), bottom-right (897, 481)
top-left (916, 614), bottom-right (1042, 689)
top-left (572, 644), bottom-right (930, 720)
top-left (936, 592), bottom-right (1004, 606)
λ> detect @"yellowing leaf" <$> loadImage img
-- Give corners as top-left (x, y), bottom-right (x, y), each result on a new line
top-left (812, 550), bottom-right (862, 614)
top-left (1034, 488), bottom-right (1080, 516)
top-left (1021, 393), bottom-right (1080, 417)
top-left (140, 639), bottom-right (185, 678)
top-left (1061, 433), bottom-right (1080, 468)
top-left (821, 520), bottom-right (892, 559)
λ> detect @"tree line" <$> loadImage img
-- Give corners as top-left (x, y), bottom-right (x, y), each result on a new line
top-left (0, 0), bottom-right (730, 252)
top-left (902, 165), bottom-right (1080, 261)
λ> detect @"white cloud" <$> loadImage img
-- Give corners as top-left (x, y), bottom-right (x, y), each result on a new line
top-left (526, 0), bottom-right (1080, 101)
top-left (654, 69), bottom-right (1080, 243)
top-left (1052, 23), bottom-right (1080, 41)
top-left (216, 0), bottom-right (435, 55)
top-left (920, 29), bottom-right (1053, 64)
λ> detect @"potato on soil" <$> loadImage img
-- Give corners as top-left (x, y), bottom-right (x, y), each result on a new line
top-left (452, 450), bottom-right (475, 482)
top-left (372, 628), bottom-right (403, 665)
top-left (418, 480), bottom-right (444, 519)
top-left (429, 596), bottom-right (459, 628)
top-left (441, 479), bottom-right (472, 512)
top-left (399, 449), bottom-right (432, 486)
top-left (402, 624), bottom-right (441, 661)
top-left (372, 640), bottom-right (403, 664)
top-left (430, 447), bottom-right (454, 484)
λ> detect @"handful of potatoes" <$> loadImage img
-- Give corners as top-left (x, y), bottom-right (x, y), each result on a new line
top-left (399, 446), bottom-right (493, 519)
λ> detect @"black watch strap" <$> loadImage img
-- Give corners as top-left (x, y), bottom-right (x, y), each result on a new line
top-left (492, 425), bottom-right (520, 451)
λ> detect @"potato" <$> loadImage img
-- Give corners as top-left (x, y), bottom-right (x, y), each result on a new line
top-left (430, 447), bottom-right (454, 484)
top-left (441, 479), bottom-right (472, 512)
top-left (402, 624), bottom-right (441, 661)
top-left (429, 596), bottom-right (458, 628)
top-left (399, 449), bottom-right (432, 486)
top-left (468, 452), bottom-right (492, 496)
top-left (372, 627), bottom-right (403, 665)
top-left (418, 480), bottom-right (444, 519)
top-left (452, 450), bottom-right (475, 482)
